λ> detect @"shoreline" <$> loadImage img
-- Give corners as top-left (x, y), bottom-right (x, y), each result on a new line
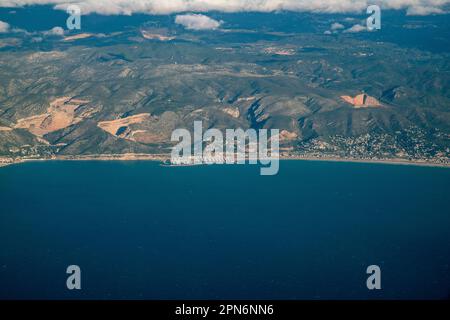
top-left (1, 154), bottom-right (449, 169)
top-left (282, 156), bottom-right (450, 168)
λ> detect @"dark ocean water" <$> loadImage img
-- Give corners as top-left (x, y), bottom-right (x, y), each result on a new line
top-left (0, 160), bottom-right (449, 300)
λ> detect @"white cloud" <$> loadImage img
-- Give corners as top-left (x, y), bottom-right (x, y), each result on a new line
top-left (175, 14), bottom-right (221, 30)
top-left (0, 20), bottom-right (11, 33)
top-left (331, 22), bottom-right (345, 30)
top-left (0, 1), bottom-right (449, 16)
top-left (344, 24), bottom-right (367, 33)
top-left (43, 26), bottom-right (65, 36)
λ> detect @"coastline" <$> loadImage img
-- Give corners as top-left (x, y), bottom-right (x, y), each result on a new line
top-left (281, 155), bottom-right (450, 168)
top-left (1, 154), bottom-right (449, 168)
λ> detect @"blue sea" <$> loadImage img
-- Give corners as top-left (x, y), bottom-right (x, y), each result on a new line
top-left (0, 160), bottom-right (449, 300)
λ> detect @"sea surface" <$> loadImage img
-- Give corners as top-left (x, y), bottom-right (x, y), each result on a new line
top-left (0, 160), bottom-right (449, 300)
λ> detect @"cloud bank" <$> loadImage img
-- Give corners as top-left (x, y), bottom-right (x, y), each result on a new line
top-left (175, 14), bottom-right (221, 30)
top-left (0, 0), bottom-right (449, 16)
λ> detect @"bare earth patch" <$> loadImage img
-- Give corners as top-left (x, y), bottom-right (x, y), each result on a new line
top-left (223, 107), bottom-right (240, 118)
top-left (63, 33), bottom-right (94, 41)
top-left (14, 97), bottom-right (91, 136)
top-left (141, 30), bottom-right (175, 41)
top-left (341, 94), bottom-right (382, 108)
top-left (98, 113), bottom-right (151, 139)
top-left (279, 130), bottom-right (298, 141)
top-left (97, 113), bottom-right (173, 144)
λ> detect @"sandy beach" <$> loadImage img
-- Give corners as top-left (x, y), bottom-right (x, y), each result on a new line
top-left (1, 154), bottom-right (449, 169)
